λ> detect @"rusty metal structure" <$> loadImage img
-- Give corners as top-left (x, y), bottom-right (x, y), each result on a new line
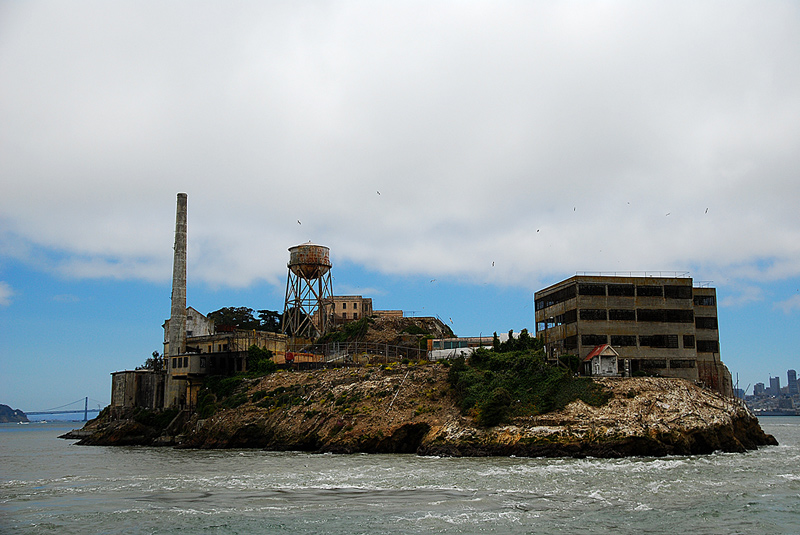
top-left (282, 242), bottom-right (334, 340)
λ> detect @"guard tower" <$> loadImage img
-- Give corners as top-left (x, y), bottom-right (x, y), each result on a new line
top-left (282, 242), bottom-right (334, 340)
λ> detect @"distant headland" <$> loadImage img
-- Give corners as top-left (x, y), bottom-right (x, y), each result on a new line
top-left (0, 404), bottom-right (29, 423)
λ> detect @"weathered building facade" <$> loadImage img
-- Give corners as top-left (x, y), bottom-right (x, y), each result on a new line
top-left (535, 274), bottom-right (732, 395)
top-left (163, 312), bottom-right (287, 408)
top-left (110, 370), bottom-right (165, 415)
top-left (327, 295), bottom-right (374, 324)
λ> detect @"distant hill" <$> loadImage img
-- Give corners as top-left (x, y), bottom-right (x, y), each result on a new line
top-left (0, 404), bottom-right (29, 423)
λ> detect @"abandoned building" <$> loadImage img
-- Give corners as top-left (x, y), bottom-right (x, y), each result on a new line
top-left (327, 295), bottom-right (374, 324)
top-left (535, 273), bottom-right (732, 395)
top-left (163, 307), bottom-right (288, 408)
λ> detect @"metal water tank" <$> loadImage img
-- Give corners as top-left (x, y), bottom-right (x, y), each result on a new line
top-left (288, 243), bottom-right (331, 279)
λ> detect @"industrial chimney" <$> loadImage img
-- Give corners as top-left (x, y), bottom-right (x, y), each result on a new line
top-left (168, 193), bottom-right (187, 359)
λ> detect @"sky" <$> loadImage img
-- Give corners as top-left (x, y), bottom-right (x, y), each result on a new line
top-left (1, 1), bottom-right (799, 412)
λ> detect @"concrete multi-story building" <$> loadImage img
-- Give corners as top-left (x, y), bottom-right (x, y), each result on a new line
top-left (534, 273), bottom-right (732, 395)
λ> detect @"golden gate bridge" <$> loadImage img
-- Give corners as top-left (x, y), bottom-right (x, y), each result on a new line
top-left (25, 397), bottom-right (104, 421)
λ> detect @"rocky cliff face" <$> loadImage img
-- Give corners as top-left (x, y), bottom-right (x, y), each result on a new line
top-left (76, 365), bottom-right (776, 457)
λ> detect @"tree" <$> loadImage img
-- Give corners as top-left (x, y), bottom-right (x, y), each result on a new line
top-left (247, 345), bottom-right (277, 375)
top-left (207, 307), bottom-right (283, 332)
top-left (494, 328), bottom-right (542, 353)
top-left (137, 351), bottom-right (164, 372)
top-left (257, 309), bottom-right (282, 333)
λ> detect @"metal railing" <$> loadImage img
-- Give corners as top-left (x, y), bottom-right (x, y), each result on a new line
top-left (289, 341), bottom-right (426, 364)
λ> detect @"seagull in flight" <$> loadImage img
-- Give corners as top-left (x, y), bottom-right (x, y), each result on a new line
top-left (297, 219), bottom-right (301, 225)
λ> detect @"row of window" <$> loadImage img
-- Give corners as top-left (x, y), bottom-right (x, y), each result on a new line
top-left (536, 283), bottom-right (716, 310)
top-left (340, 312), bottom-right (359, 320)
top-left (172, 356), bottom-right (244, 371)
top-left (577, 334), bottom-right (719, 352)
top-left (539, 309), bottom-right (718, 328)
top-left (636, 359), bottom-right (696, 369)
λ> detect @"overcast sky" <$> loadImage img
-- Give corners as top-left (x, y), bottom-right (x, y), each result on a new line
top-left (1, 2), bottom-right (799, 411)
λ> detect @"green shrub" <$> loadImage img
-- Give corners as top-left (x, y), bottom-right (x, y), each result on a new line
top-left (447, 348), bottom-right (610, 426)
top-left (247, 345), bottom-right (277, 376)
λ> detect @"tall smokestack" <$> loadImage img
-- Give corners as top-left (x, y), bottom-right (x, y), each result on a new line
top-left (168, 193), bottom-right (187, 358)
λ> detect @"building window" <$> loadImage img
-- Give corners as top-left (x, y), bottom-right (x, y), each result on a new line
top-left (683, 335), bottom-right (695, 349)
top-left (536, 284), bottom-right (577, 310)
top-left (342, 313), bottom-right (347, 319)
top-left (696, 340), bottom-right (719, 353)
top-left (581, 334), bottom-right (608, 346)
top-left (641, 359), bottom-right (667, 369)
top-left (200, 357), bottom-right (206, 368)
top-left (578, 284), bottom-right (606, 296)
top-left (637, 309), bottom-right (693, 323)
top-left (664, 285), bottom-right (693, 299)
top-left (670, 359), bottom-right (696, 368)
top-left (694, 295), bottom-right (716, 306)
top-left (353, 313), bottom-right (358, 320)
top-left (607, 284), bottom-right (635, 296)
top-left (610, 335), bottom-right (637, 346)
top-left (173, 358), bottom-right (178, 368)
top-left (695, 317), bottom-right (718, 330)
top-left (579, 309), bottom-right (607, 321)
top-left (637, 285), bottom-right (663, 297)
top-left (640, 335), bottom-right (678, 348)
top-left (609, 309), bottom-right (636, 321)
top-left (183, 357), bottom-right (188, 367)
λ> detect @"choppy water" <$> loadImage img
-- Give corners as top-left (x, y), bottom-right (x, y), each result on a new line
top-left (1, 419), bottom-right (799, 534)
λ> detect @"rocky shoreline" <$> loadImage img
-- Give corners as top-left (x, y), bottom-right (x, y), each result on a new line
top-left (69, 364), bottom-right (777, 457)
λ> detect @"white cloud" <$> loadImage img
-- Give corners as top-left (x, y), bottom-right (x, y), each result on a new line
top-left (719, 285), bottom-right (764, 309)
top-left (0, 281), bottom-right (12, 306)
top-left (0, 2), bottom-right (799, 290)
top-left (775, 295), bottom-right (800, 314)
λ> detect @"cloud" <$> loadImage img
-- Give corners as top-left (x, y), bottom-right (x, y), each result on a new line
top-left (719, 285), bottom-right (764, 309)
top-left (775, 295), bottom-right (800, 314)
top-left (1, 2), bottom-right (799, 291)
top-left (0, 281), bottom-right (12, 306)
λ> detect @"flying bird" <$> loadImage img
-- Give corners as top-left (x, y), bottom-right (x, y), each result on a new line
top-left (297, 220), bottom-right (301, 225)
top-left (377, 191), bottom-right (381, 195)
top-left (430, 279), bottom-right (436, 283)
top-left (705, 208), bottom-right (709, 214)
top-left (665, 213), bottom-right (671, 216)
top-left (492, 261), bottom-right (495, 267)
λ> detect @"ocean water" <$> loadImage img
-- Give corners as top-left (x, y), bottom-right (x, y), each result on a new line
top-left (1, 419), bottom-right (799, 534)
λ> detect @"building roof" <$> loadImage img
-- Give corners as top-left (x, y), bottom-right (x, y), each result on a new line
top-left (584, 344), bottom-right (620, 361)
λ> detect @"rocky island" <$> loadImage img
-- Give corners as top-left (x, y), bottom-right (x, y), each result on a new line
top-left (74, 362), bottom-right (776, 457)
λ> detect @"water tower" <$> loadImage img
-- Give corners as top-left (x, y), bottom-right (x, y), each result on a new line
top-left (282, 242), bottom-right (334, 340)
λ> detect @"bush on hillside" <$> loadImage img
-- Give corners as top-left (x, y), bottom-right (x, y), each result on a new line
top-left (447, 348), bottom-right (610, 427)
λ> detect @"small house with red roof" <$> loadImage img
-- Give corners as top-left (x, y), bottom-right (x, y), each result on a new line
top-left (584, 344), bottom-right (620, 377)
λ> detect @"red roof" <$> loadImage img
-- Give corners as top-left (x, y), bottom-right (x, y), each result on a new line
top-left (584, 344), bottom-right (611, 361)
